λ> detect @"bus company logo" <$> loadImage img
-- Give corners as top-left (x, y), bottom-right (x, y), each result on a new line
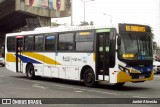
top-left (63, 56), bottom-right (71, 62)
top-left (140, 69), bottom-right (144, 73)
top-left (82, 57), bottom-right (87, 63)
top-left (147, 68), bottom-right (151, 72)
top-left (2, 99), bottom-right (11, 104)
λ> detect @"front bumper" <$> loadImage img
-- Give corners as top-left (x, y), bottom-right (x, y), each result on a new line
top-left (117, 70), bottom-right (154, 83)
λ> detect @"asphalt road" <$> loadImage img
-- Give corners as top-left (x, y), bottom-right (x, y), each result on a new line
top-left (0, 67), bottom-right (160, 107)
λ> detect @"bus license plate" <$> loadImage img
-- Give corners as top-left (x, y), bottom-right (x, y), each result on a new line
top-left (139, 75), bottom-right (145, 79)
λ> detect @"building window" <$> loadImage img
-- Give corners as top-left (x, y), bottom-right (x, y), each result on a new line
top-left (7, 37), bottom-right (16, 52)
top-left (35, 35), bottom-right (44, 51)
top-left (45, 35), bottom-right (56, 51)
top-left (58, 33), bottom-right (74, 51)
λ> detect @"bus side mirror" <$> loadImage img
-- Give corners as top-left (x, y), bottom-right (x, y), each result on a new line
top-left (117, 37), bottom-right (121, 46)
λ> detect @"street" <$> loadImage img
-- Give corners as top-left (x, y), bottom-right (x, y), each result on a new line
top-left (0, 67), bottom-right (160, 107)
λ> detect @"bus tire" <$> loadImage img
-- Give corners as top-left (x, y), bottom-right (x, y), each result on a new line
top-left (83, 68), bottom-right (95, 87)
top-left (26, 64), bottom-right (35, 79)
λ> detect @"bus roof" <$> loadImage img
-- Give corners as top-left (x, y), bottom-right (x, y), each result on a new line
top-left (6, 25), bottom-right (112, 36)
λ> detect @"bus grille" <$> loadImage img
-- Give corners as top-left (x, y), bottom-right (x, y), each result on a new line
top-left (130, 73), bottom-right (151, 79)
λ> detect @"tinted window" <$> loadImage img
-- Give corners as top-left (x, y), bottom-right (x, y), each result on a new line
top-left (7, 37), bottom-right (16, 52)
top-left (45, 35), bottom-right (56, 51)
top-left (75, 31), bottom-right (94, 52)
top-left (24, 36), bottom-right (34, 51)
top-left (76, 42), bottom-right (93, 51)
top-left (76, 32), bottom-right (94, 41)
top-left (35, 35), bottom-right (43, 51)
top-left (58, 33), bottom-right (74, 51)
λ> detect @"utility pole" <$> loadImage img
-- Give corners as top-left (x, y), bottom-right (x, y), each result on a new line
top-left (71, 0), bottom-right (73, 25)
top-left (103, 13), bottom-right (113, 27)
top-left (80, 0), bottom-right (94, 23)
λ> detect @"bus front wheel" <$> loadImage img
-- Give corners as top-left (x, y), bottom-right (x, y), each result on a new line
top-left (83, 68), bottom-right (95, 87)
top-left (26, 64), bottom-right (35, 79)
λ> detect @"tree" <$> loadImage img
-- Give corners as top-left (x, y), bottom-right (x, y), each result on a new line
top-left (51, 22), bottom-right (60, 26)
top-left (79, 21), bottom-right (94, 26)
top-left (153, 41), bottom-right (157, 50)
top-left (79, 21), bottom-right (89, 26)
top-left (90, 21), bottom-right (94, 25)
top-left (51, 20), bottom-right (63, 26)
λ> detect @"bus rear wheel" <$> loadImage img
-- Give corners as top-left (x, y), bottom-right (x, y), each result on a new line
top-left (83, 68), bottom-right (95, 87)
top-left (26, 64), bottom-right (35, 79)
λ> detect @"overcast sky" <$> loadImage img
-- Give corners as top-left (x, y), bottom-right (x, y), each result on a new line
top-left (52, 0), bottom-right (160, 44)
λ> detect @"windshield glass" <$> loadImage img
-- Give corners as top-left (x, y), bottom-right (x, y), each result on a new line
top-left (118, 33), bottom-right (152, 60)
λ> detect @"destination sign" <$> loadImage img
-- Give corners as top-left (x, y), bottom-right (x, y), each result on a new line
top-left (79, 32), bottom-right (91, 36)
top-left (126, 26), bottom-right (146, 32)
top-left (119, 24), bottom-right (151, 34)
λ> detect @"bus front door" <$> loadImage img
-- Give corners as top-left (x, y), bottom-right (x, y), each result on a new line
top-left (96, 32), bottom-right (110, 80)
top-left (16, 36), bottom-right (24, 73)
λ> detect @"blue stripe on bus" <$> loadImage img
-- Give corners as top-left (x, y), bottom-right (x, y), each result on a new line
top-left (16, 54), bottom-right (42, 64)
top-left (126, 66), bottom-right (153, 73)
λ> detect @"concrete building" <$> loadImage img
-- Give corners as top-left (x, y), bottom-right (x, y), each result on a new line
top-left (0, 0), bottom-right (71, 55)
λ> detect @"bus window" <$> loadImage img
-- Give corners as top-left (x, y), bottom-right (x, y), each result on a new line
top-left (75, 31), bottom-right (94, 52)
top-left (7, 37), bottom-right (16, 52)
top-left (24, 36), bottom-right (34, 51)
top-left (35, 35), bottom-right (44, 52)
top-left (45, 35), bottom-right (56, 51)
top-left (76, 42), bottom-right (93, 51)
top-left (58, 33), bottom-right (74, 51)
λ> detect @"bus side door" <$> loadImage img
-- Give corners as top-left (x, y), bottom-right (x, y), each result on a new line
top-left (96, 31), bottom-right (110, 80)
top-left (16, 36), bottom-right (24, 73)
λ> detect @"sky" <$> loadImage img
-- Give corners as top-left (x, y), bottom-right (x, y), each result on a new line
top-left (52, 0), bottom-right (160, 44)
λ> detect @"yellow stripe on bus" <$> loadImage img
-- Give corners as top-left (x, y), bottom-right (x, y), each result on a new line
top-left (23, 52), bottom-right (61, 65)
top-left (6, 53), bottom-right (20, 62)
top-left (93, 53), bottom-right (96, 62)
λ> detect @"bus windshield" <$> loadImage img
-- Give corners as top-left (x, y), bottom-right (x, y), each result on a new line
top-left (119, 33), bottom-right (152, 61)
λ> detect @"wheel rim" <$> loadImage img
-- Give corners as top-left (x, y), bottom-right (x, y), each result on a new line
top-left (86, 72), bottom-right (93, 83)
top-left (28, 68), bottom-right (33, 77)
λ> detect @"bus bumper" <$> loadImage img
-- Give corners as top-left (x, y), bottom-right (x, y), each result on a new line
top-left (117, 70), bottom-right (154, 83)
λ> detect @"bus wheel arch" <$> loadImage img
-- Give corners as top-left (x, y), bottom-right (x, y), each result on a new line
top-left (26, 63), bottom-right (35, 79)
top-left (80, 66), bottom-right (96, 87)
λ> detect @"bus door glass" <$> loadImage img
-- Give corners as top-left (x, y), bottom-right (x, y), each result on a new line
top-left (16, 36), bottom-right (24, 72)
top-left (96, 30), bottom-right (110, 79)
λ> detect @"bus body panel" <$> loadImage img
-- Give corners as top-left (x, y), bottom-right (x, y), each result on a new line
top-left (6, 52), bottom-right (17, 73)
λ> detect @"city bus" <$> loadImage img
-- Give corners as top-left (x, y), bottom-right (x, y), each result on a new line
top-left (5, 23), bottom-right (154, 87)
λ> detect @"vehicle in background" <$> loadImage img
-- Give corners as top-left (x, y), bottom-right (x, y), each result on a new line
top-left (153, 60), bottom-right (160, 74)
top-left (0, 57), bottom-right (5, 67)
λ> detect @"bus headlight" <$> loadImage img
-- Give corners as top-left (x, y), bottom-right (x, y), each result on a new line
top-left (118, 65), bottom-right (130, 74)
top-left (125, 69), bottom-right (130, 74)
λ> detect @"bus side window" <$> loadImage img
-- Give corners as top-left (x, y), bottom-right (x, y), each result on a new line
top-left (75, 31), bottom-right (94, 52)
top-left (58, 33), bottom-right (74, 51)
top-left (45, 35), bottom-right (56, 51)
top-left (24, 36), bottom-right (34, 51)
top-left (7, 37), bottom-right (16, 52)
top-left (35, 35), bottom-right (44, 52)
